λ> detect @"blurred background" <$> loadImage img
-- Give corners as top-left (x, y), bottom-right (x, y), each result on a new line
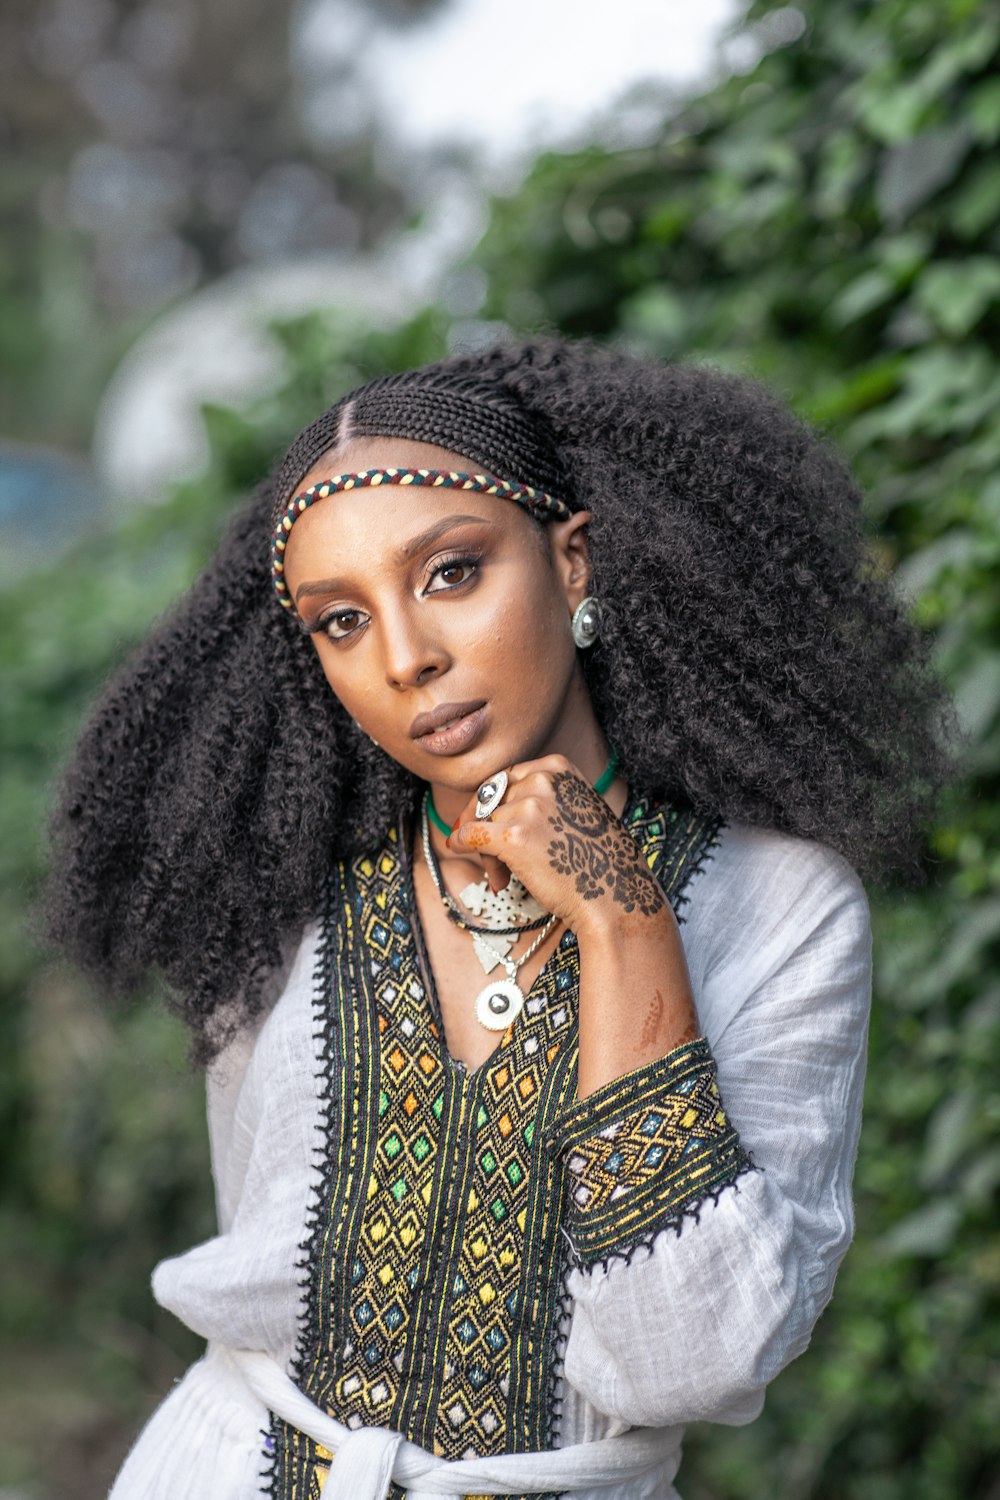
top-left (2, 0), bottom-right (999, 1495)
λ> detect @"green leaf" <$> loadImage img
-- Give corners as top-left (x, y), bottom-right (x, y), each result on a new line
top-left (949, 160), bottom-right (1000, 239)
top-left (951, 652), bottom-right (1000, 742)
top-left (832, 268), bottom-right (895, 326)
top-left (618, 285), bottom-right (691, 352)
top-left (904, 898), bottom-right (1000, 1005)
top-left (803, 358), bottom-right (903, 423)
top-left (915, 259), bottom-right (1000, 337)
top-left (852, 346), bottom-right (996, 440)
top-left (920, 1091), bottom-right (978, 1188)
top-left (967, 74), bottom-right (1000, 143)
top-left (876, 126), bottom-right (972, 225)
top-left (881, 1200), bottom-right (962, 1258)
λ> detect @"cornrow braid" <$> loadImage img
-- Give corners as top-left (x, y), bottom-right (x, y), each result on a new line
top-left (271, 366), bottom-right (573, 526)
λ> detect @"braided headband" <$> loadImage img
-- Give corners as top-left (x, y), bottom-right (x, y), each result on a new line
top-left (271, 467), bottom-right (573, 614)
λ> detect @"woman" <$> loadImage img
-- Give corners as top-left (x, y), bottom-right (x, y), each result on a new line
top-left (46, 337), bottom-right (952, 1498)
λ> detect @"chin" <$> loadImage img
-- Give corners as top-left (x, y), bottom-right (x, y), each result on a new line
top-left (460, 741), bottom-right (542, 785)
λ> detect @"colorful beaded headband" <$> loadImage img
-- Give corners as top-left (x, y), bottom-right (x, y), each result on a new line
top-left (271, 467), bottom-right (573, 614)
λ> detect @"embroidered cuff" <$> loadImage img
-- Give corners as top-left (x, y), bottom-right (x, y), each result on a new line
top-left (543, 1037), bottom-right (752, 1266)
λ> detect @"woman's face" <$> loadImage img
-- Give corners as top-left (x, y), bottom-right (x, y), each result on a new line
top-left (281, 436), bottom-right (604, 803)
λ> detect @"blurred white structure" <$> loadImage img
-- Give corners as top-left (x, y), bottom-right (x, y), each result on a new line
top-left (93, 255), bottom-right (418, 503)
top-left (95, 0), bottom-right (744, 504)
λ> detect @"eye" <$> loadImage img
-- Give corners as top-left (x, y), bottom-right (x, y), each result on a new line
top-left (425, 554), bottom-right (481, 593)
top-left (318, 607), bottom-right (368, 641)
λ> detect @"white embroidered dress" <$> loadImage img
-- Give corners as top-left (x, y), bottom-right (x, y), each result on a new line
top-left (108, 817), bottom-right (872, 1500)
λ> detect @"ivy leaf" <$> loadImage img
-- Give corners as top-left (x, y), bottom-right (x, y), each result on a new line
top-left (876, 126), bottom-right (971, 225)
top-left (915, 259), bottom-right (1000, 337)
top-left (881, 1200), bottom-right (962, 1257)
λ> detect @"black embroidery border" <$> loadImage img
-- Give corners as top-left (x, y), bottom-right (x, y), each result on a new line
top-left (546, 1038), bottom-right (754, 1268)
top-left (264, 866), bottom-right (345, 1497)
top-left (265, 798), bottom-right (726, 1493)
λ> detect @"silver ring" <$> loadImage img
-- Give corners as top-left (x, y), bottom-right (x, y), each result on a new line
top-left (475, 769), bottom-right (509, 820)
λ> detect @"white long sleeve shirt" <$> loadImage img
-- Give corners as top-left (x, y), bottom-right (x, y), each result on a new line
top-left (109, 812), bottom-right (872, 1499)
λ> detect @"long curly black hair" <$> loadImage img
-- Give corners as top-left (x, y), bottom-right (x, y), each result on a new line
top-left (46, 337), bottom-right (956, 1060)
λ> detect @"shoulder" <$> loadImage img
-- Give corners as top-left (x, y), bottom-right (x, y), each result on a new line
top-left (692, 819), bottom-right (868, 924)
top-left (681, 820), bottom-right (871, 1039)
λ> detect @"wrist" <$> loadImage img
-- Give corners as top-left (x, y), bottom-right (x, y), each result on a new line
top-left (572, 892), bottom-right (673, 947)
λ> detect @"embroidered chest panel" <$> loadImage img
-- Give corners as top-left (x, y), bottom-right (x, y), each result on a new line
top-left (267, 796), bottom-right (721, 1498)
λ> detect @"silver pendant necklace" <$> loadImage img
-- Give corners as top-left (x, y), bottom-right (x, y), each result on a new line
top-left (469, 920), bottom-right (558, 1031)
top-left (459, 875), bottom-right (548, 974)
top-left (419, 798), bottom-right (558, 1032)
top-left (458, 874), bottom-right (547, 930)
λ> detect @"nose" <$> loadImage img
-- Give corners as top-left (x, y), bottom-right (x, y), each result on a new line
top-left (380, 607), bottom-right (449, 690)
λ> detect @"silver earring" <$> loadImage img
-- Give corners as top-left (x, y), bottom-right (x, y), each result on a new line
top-left (570, 596), bottom-right (602, 649)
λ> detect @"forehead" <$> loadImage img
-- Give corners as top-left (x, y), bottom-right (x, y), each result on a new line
top-left (281, 459), bottom-right (532, 589)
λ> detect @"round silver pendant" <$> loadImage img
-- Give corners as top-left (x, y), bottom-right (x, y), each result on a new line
top-left (475, 769), bottom-right (509, 820)
top-left (475, 977), bottom-right (525, 1032)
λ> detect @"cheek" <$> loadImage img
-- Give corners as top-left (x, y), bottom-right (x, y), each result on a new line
top-left (473, 562), bottom-right (569, 652)
top-left (307, 639), bottom-right (370, 721)
top-left (506, 583), bottom-right (574, 675)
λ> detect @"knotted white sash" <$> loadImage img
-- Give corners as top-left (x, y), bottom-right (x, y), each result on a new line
top-left (233, 1349), bottom-right (681, 1500)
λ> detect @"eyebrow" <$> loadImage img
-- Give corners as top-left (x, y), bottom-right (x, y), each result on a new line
top-left (293, 514), bottom-right (492, 604)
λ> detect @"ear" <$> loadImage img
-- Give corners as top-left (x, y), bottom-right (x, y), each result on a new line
top-left (548, 511), bottom-right (593, 612)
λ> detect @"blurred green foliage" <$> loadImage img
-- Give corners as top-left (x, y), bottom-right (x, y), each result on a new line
top-left (0, 310), bottom-right (451, 1494)
top-left (2, 0), bottom-right (998, 1495)
top-left (472, 0), bottom-right (1000, 1494)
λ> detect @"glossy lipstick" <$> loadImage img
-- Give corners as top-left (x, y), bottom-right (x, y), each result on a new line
top-left (410, 700), bottom-right (488, 757)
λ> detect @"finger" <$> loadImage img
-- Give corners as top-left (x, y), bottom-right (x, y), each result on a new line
top-left (481, 852), bottom-right (511, 894)
top-left (446, 757), bottom-right (579, 851)
top-left (447, 820), bottom-right (510, 892)
top-left (448, 816), bottom-right (501, 857)
top-left (451, 757), bottom-right (578, 829)
top-left (450, 767), bottom-right (516, 831)
top-left (447, 816), bottom-right (516, 889)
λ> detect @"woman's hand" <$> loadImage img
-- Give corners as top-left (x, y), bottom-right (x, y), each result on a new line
top-left (447, 754), bottom-right (667, 935)
top-left (449, 755), bottom-right (699, 1093)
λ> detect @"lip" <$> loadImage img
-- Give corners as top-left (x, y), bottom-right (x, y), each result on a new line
top-left (409, 700), bottom-right (489, 757)
top-left (410, 699), bottom-right (487, 740)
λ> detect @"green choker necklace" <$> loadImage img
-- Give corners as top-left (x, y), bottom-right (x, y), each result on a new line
top-left (424, 747), bottom-right (619, 839)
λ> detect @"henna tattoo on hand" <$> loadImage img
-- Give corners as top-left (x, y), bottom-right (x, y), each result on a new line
top-left (546, 771), bottom-right (665, 916)
top-left (639, 988), bottom-right (665, 1048)
top-left (639, 991), bottom-right (700, 1049)
top-left (674, 1017), bottom-right (701, 1047)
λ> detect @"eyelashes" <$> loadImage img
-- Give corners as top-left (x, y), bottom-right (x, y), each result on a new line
top-left (317, 607), bottom-right (367, 641)
top-left (424, 551), bottom-right (483, 593)
top-left (305, 549), bottom-right (485, 642)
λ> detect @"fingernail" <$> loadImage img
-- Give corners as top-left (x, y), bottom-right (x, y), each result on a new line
top-left (451, 817), bottom-right (461, 831)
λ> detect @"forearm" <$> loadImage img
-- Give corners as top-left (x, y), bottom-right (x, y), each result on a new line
top-left (575, 904), bottom-right (699, 1097)
top-left (559, 855), bottom-right (872, 1423)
